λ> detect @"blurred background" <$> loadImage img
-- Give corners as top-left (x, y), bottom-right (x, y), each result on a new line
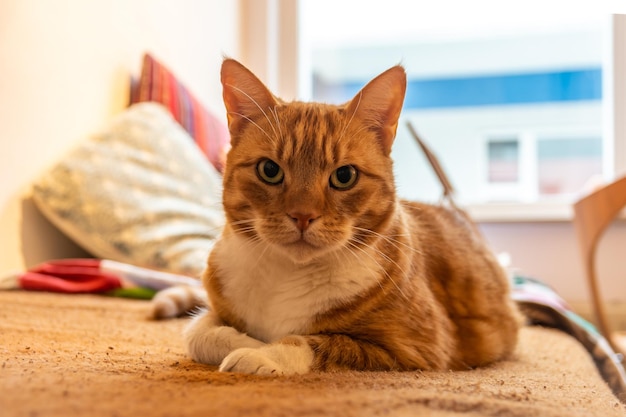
top-left (1, 0), bottom-right (625, 320)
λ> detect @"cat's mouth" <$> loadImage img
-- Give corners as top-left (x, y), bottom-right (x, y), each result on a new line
top-left (260, 222), bottom-right (343, 264)
top-left (286, 235), bottom-right (318, 250)
top-left (280, 235), bottom-right (327, 263)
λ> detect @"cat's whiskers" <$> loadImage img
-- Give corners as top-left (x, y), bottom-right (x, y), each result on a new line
top-left (340, 242), bottom-right (385, 292)
top-left (232, 226), bottom-right (256, 236)
top-left (337, 91), bottom-right (362, 145)
top-left (250, 241), bottom-right (273, 271)
top-left (227, 219), bottom-right (266, 249)
top-left (228, 217), bottom-right (273, 244)
top-left (231, 227), bottom-right (268, 261)
top-left (229, 225), bottom-right (271, 269)
top-left (269, 105), bottom-right (284, 142)
top-left (349, 231), bottom-right (415, 300)
top-left (348, 239), bottom-right (410, 301)
top-left (342, 123), bottom-right (369, 140)
top-left (347, 233), bottom-right (409, 291)
top-left (335, 125), bottom-right (375, 154)
top-left (227, 111), bottom-right (274, 143)
top-left (226, 83), bottom-right (280, 140)
top-left (352, 226), bottom-right (423, 256)
top-left (230, 218), bottom-right (259, 227)
top-left (186, 222), bottom-right (227, 236)
top-left (345, 238), bottom-right (409, 300)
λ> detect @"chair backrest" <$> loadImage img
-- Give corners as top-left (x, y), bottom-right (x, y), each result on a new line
top-left (573, 175), bottom-right (626, 354)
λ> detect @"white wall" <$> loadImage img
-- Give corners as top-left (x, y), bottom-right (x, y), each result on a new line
top-left (0, 0), bottom-right (240, 272)
top-left (480, 221), bottom-right (626, 305)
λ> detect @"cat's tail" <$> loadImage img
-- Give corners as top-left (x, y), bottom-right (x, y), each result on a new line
top-left (406, 121), bottom-right (456, 206)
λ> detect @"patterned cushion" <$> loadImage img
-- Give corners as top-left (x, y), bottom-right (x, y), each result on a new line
top-left (32, 103), bottom-right (225, 277)
top-left (131, 53), bottom-right (230, 173)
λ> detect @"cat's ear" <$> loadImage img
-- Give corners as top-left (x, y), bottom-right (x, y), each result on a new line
top-left (221, 58), bottom-right (278, 135)
top-left (346, 65), bottom-right (406, 155)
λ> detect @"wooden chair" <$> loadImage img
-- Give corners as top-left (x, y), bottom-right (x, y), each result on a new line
top-left (573, 175), bottom-right (626, 355)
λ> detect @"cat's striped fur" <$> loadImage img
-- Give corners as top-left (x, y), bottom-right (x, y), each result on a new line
top-left (152, 58), bottom-right (521, 374)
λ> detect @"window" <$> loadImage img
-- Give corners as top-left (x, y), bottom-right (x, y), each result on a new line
top-left (299, 1), bottom-right (611, 211)
top-left (537, 136), bottom-right (603, 196)
top-left (488, 140), bottom-right (519, 183)
top-left (240, 1), bottom-right (626, 220)
top-left (481, 129), bottom-right (603, 203)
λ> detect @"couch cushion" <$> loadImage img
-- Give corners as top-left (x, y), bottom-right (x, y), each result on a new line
top-left (32, 102), bottom-right (224, 277)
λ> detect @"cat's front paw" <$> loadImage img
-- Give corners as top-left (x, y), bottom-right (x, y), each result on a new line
top-left (219, 348), bottom-right (284, 375)
top-left (218, 341), bottom-right (314, 376)
top-left (184, 311), bottom-right (265, 365)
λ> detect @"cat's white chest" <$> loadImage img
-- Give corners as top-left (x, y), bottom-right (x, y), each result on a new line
top-left (212, 235), bottom-right (380, 342)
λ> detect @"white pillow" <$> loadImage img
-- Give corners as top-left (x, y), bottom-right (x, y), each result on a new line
top-left (32, 103), bottom-right (225, 277)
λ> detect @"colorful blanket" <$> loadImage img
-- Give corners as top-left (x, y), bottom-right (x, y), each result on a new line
top-left (512, 275), bottom-right (626, 402)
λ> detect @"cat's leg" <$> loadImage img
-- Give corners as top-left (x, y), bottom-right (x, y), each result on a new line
top-left (219, 336), bottom-right (314, 375)
top-left (184, 309), bottom-right (265, 366)
top-left (453, 299), bottom-right (523, 368)
top-left (219, 334), bottom-right (404, 375)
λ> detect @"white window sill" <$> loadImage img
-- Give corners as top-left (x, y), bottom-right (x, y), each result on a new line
top-left (464, 202), bottom-right (575, 223)
top-left (465, 201), bottom-right (626, 223)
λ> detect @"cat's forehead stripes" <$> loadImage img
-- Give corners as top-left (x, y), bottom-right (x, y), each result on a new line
top-left (273, 104), bottom-right (347, 170)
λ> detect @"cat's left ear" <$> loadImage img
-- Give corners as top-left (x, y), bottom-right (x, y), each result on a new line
top-left (346, 65), bottom-right (406, 155)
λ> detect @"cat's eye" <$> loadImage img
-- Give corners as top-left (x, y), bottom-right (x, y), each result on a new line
top-left (257, 159), bottom-right (284, 184)
top-left (330, 165), bottom-right (358, 190)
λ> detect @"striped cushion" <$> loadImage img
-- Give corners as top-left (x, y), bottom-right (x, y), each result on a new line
top-left (131, 53), bottom-right (230, 173)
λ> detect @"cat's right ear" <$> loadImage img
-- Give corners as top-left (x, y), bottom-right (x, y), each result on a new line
top-left (221, 58), bottom-right (278, 136)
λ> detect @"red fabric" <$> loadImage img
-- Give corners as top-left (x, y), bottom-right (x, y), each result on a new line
top-left (20, 259), bottom-right (121, 294)
top-left (131, 53), bottom-right (230, 173)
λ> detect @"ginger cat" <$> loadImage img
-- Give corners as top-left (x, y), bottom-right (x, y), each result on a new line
top-left (154, 58), bottom-right (521, 375)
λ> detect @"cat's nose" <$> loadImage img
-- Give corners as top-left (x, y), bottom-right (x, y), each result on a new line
top-left (287, 212), bottom-right (320, 232)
